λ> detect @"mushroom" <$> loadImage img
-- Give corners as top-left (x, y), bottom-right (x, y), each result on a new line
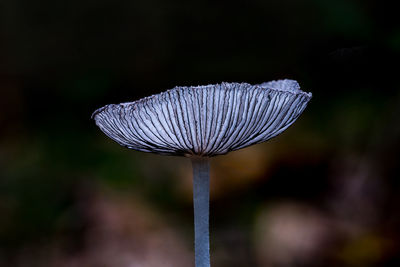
top-left (92, 80), bottom-right (312, 267)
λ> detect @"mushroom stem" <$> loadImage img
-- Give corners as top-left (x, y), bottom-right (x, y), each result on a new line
top-left (191, 157), bottom-right (211, 267)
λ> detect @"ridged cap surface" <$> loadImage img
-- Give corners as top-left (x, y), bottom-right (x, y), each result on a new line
top-left (92, 80), bottom-right (312, 157)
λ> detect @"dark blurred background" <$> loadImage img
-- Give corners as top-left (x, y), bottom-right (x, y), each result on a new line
top-left (1, 0), bottom-right (399, 266)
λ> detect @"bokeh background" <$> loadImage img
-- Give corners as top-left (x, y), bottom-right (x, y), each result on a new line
top-left (1, 0), bottom-right (399, 266)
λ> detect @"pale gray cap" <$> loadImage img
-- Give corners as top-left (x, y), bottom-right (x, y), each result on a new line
top-left (92, 80), bottom-right (312, 157)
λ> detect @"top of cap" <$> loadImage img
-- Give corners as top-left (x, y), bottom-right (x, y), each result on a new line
top-left (92, 80), bottom-right (312, 157)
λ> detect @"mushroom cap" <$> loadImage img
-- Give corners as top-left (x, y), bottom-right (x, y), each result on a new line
top-left (92, 80), bottom-right (312, 157)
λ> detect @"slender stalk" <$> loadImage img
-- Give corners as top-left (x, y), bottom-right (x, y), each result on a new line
top-left (191, 157), bottom-right (210, 267)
